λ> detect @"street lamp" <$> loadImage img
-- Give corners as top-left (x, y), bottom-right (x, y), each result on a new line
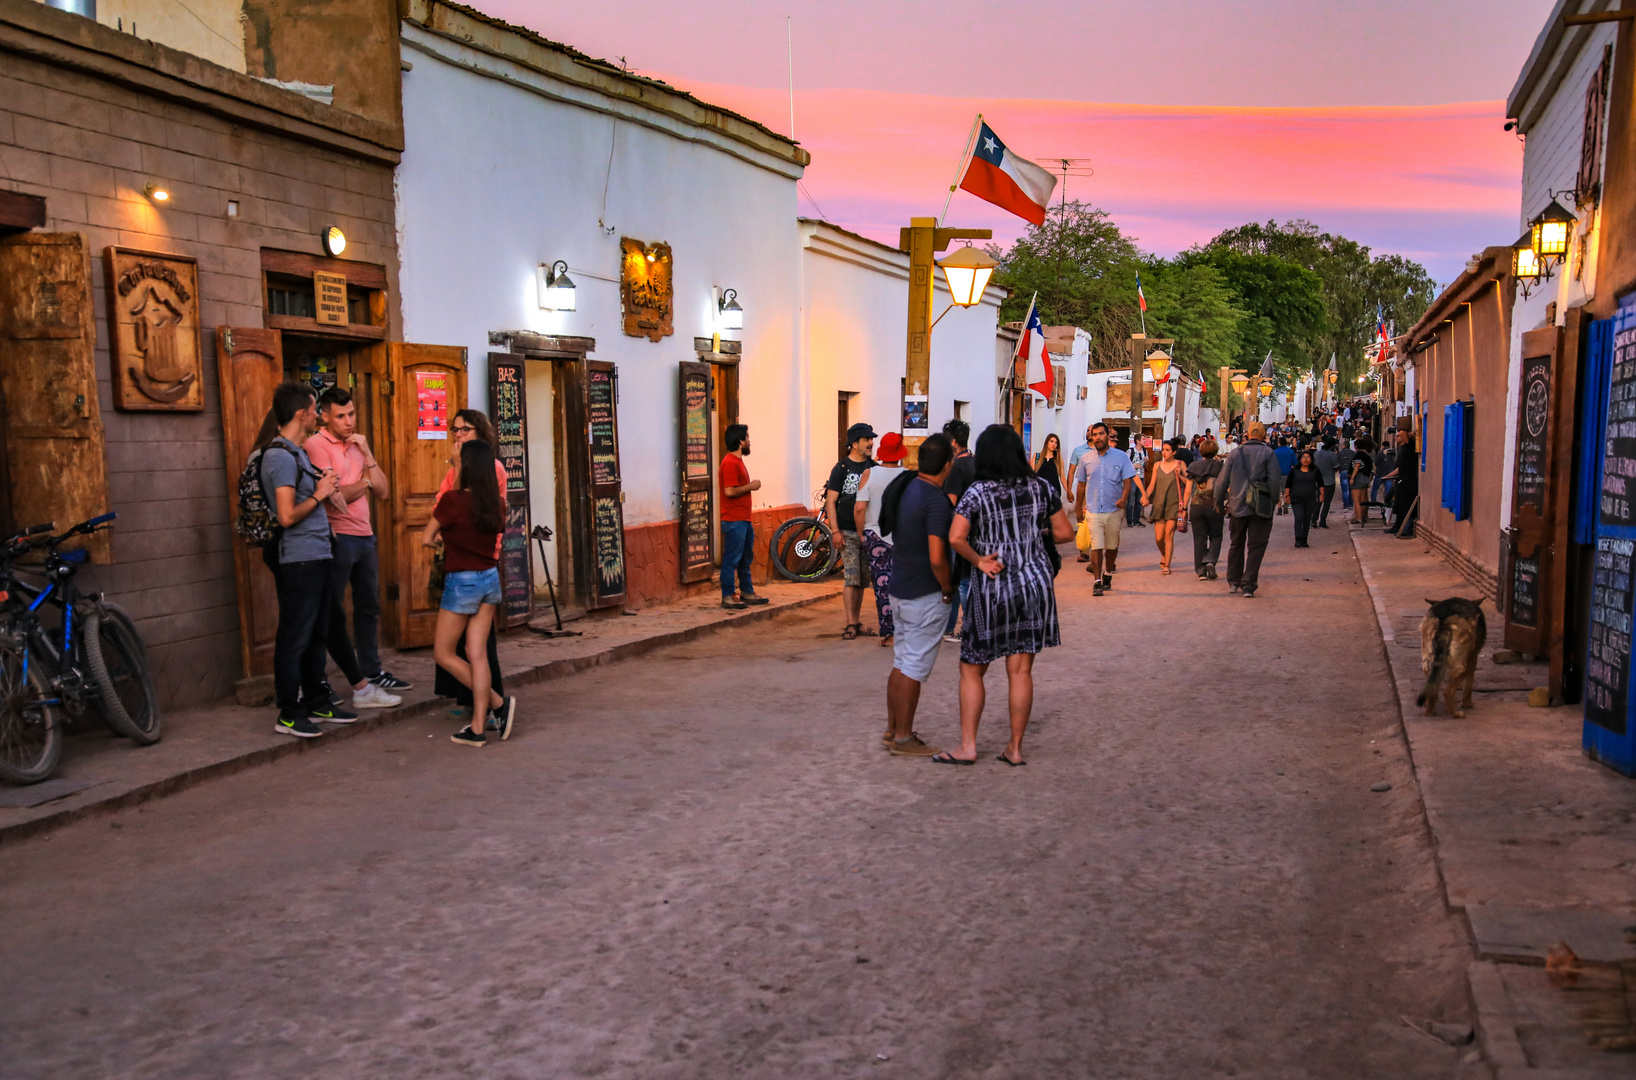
top-left (1530, 200), bottom-right (1574, 264)
top-left (1230, 374), bottom-right (1249, 395)
top-left (1145, 349), bottom-right (1172, 383)
top-left (937, 245), bottom-right (997, 308)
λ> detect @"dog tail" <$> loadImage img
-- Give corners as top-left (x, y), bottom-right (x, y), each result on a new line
top-left (1418, 616), bottom-right (1452, 707)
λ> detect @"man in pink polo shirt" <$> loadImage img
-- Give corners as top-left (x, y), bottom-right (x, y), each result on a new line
top-left (306, 388), bottom-right (407, 707)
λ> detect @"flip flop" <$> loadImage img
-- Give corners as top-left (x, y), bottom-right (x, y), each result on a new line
top-left (841, 624), bottom-right (859, 640)
top-left (930, 752), bottom-right (975, 766)
top-left (995, 754), bottom-right (1027, 767)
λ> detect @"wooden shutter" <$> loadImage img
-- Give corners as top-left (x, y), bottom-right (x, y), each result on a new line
top-left (678, 360), bottom-right (714, 583)
top-left (383, 343), bottom-right (466, 647)
top-left (215, 326), bottom-right (284, 678)
top-left (0, 233), bottom-right (110, 563)
top-left (488, 353), bottom-right (532, 628)
top-left (585, 360), bottom-right (627, 608)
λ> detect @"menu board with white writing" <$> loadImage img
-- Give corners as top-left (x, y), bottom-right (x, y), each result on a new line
top-left (589, 368), bottom-right (618, 486)
top-left (1586, 536), bottom-right (1633, 735)
top-left (1509, 550), bottom-right (1539, 629)
top-left (683, 368), bottom-right (709, 480)
top-left (489, 357), bottom-right (528, 496)
top-left (1599, 319), bottom-right (1636, 527)
top-left (500, 501), bottom-right (531, 625)
top-left (593, 495), bottom-right (626, 601)
top-left (1513, 354), bottom-right (1550, 516)
top-left (683, 487), bottom-right (712, 569)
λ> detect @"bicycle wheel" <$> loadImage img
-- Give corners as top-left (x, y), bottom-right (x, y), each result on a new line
top-left (84, 604), bottom-right (161, 745)
top-left (771, 517), bottom-right (837, 582)
top-left (0, 635), bottom-right (61, 785)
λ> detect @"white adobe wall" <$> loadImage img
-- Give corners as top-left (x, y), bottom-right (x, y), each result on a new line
top-left (799, 222), bottom-right (1002, 483)
top-left (396, 23), bottom-right (805, 529)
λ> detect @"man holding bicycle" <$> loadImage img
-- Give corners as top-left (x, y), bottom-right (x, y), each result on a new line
top-left (264, 381), bottom-right (353, 738)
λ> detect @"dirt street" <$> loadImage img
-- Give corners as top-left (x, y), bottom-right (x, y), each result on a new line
top-left (0, 515), bottom-right (1476, 1079)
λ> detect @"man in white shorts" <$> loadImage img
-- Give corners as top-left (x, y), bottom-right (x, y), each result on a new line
top-left (1072, 422), bottom-right (1137, 597)
top-left (881, 433), bottom-right (956, 757)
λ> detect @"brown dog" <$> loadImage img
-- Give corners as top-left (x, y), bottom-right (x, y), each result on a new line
top-left (1418, 597), bottom-right (1487, 718)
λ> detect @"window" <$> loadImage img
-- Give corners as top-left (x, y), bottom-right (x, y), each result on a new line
top-left (1440, 401), bottom-right (1474, 521)
top-left (837, 391), bottom-right (857, 461)
top-left (954, 400), bottom-right (969, 421)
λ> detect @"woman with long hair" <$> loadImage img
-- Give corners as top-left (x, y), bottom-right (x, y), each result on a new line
top-left (423, 438), bottom-right (516, 747)
top-left (1288, 448), bottom-right (1324, 547)
top-left (1138, 439), bottom-right (1189, 574)
top-left (1032, 432), bottom-right (1063, 497)
top-left (932, 424), bottom-right (1072, 767)
top-left (431, 409), bottom-right (516, 740)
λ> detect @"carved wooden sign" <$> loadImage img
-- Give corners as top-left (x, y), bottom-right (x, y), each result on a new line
top-left (620, 237), bottom-right (673, 342)
top-left (105, 247), bottom-right (202, 411)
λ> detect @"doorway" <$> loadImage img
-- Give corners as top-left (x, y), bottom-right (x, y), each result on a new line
top-left (838, 390), bottom-right (858, 461)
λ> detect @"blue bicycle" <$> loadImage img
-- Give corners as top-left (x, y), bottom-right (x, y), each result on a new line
top-left (0, 513), bottom-right (160, 785)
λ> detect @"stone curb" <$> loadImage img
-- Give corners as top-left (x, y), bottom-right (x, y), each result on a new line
top-left (0, 587), bottom-right (840, 846)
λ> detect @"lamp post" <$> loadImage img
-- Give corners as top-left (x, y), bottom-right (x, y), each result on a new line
top-left (1129, 335), bottom-right (1174, 445)
top-left (899, 218), bottom-right (992, 465)
top-left (1220, 367), bottom-right (1247, 433)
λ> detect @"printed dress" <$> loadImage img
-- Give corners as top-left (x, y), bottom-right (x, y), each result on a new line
top-left (954, 477), bottom-right (1062, 665)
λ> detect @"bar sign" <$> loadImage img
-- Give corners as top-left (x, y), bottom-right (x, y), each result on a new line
top-left (314, 271), bottom-right (348, 327)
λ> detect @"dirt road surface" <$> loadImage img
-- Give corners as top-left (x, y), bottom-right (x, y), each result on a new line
top-left (0, 515), bottom-right (1475, 1079)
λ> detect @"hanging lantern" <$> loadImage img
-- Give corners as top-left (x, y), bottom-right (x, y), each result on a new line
top-left (937, 245), bottom-right (998, 308)
top-left (1230, 374), bottom-right (1249, 394)
top-left (1145, 349), bottom-right (1172, 382)
top-left (1530, 200), bottom-right (1575, 261)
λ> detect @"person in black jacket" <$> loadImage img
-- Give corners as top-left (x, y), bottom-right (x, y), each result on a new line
top-left (1287, 450), bottom-right (1324, 547)
top-left (1215, 422), bottom-right (1284, 598)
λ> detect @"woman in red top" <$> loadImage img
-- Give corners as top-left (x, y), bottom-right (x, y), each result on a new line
top-left (423, 439), bottom-right (515, 747)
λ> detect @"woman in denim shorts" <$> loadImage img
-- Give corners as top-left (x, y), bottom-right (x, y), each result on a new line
top-left (422, 439), bottom-right (516, 747)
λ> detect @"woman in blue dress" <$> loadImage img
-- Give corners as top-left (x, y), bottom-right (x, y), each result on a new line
top-left (932, 424), bottom-right (1072, 766)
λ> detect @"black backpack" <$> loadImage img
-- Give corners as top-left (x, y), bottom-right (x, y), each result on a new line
top-left (235, 444), bottom-right (296, 550)
top-left (875, 470), bottom-right (917, 538)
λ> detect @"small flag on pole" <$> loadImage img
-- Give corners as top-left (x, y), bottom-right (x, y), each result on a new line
top-left (958, 120), bottom-right (1057, 227)
top-left (1259, 351), bottom-right (1275, 379)
top-left (1136, 271), bottom-right (1148, 312)
top-left (1017, 294), bottom-right (1056, 401)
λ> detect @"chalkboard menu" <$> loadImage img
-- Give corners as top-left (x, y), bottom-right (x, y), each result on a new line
top-left (489, 356), bottom-right (528, 496)
top-left (593, 495), bottom-right (626, 600)
top-left (683, 368), bottom-right (709, 480)
top-left (1510, 550), bottom-right (1539, 629)
top-left (589, 368), bottom-right (618, 486)
top-left (1513, 354), bottom-right (1550, 516)
top-left (1586, 536), bottom-right (1633, 735)
top-left (1600, 320), bottom-right (1636, 527)
top-left (500, 501), bottom-right (531, 625)
top-left (683, 487), bottom-right (711, 568)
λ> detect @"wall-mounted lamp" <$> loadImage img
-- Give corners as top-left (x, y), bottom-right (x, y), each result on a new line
top-left (1529, 200), bottom-right (1574, 264)
top-left (537, 260), bottom-right (576, 311)
top-left (937, 244), bottom-right (997, 308)
top-left (320, 224), bottom-right (346, 257)
top-left (718, 288), bottom-right (744, 331)
top-left (144, 183), bottom-right (170, 203)
top-left (1511, 232), bottom-right (1542, 299)
top-left (1144, 349), bottom-right (1172, 383)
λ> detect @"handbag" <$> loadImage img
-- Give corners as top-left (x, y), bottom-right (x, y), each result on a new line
top-left (428, 541), bottom-right (446, 606)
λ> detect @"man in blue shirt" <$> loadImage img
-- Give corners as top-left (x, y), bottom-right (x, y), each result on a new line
top-left (1071, 422), bottom-right (1138, 596)
top-left (1272, 437), bottom-right (1296, 515)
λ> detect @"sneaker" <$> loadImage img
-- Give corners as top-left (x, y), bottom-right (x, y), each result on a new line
top-left (1102, 574), bottom-right (1113, 589)
top-left (493, 696), bottom-right (516, 741)
top-left (739, 594), bottom-right (770, 606)
top-left (1092, 582), bottom-right (1105, 596)
top-left (352, 682), bottom-right (401, 709)
top-left (1198, 572), bottom-right (1208, 580)
top-left (1242, 588), bottom-right (1257, 599)
top-left (308, 704), bottom-right (359, 724)
top-left (274, 714), bottom-right (323, 738)
top-left (721, 598), bottom-right (747, 610)
top-left (1205, 564), bottom-right (1217, 580)
top-left (942, 632), bottom-right (961, 643)
top-left (888, 734), bottom-right (941, 757)
top-left (1085, 563), bottom-right (1099, 574)
top-left (1229, 585), bottom-right (1242, 595)
top-left (1077, 552), bottom-right (1090, 562)
top-left (371, 671), bottom-right (413, 691)
top-left (450, 728), bottom-right (487, 748)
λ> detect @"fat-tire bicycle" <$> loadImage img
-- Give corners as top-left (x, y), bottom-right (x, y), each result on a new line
top-left (0, 513), bottom-right (160, 785)
top-left (770, 490), bottom-right (840, 582)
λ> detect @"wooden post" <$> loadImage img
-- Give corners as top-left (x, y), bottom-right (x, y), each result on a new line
top-left (1129, 334), bottom-right (1145, 445)
top-left (899, 218), bottom-right (991, 468)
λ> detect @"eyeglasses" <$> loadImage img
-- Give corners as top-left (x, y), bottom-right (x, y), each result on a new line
top-left (451, 425), bottom-right (475, 435)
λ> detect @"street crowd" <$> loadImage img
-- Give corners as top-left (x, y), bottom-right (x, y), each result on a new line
top-left (771, 400), bottom-right (1421, 766)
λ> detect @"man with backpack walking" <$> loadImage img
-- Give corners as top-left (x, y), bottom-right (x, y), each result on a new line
top-left (304, 388), bottom-right (403, 709)
top-left (1215, 422), bottom-right (1283, 598)
top-left (257, 381), bottom-right (353, 736)
top-left (1185, 438), bottom-right (1225, 579)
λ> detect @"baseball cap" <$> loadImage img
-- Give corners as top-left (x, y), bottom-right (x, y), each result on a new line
top-left (875, 432), bottom-right (906, 462)
top-left (846, 423), bottom-right (876, 445)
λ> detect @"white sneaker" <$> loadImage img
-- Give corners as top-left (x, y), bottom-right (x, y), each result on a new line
top-left (352, 682), bottom-right (401, 709)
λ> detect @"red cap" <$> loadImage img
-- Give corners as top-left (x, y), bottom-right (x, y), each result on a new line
top-left (875, 432), bottom-right (906, 463)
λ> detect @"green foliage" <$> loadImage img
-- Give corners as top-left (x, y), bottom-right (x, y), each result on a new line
top-left (1139, 259), bottom-right (1245, 376)
top-left (1173, 246), bottom-right (1327, 385)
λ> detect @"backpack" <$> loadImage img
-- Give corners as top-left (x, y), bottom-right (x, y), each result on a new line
top-left (1189, 462), bottom-right (1220, 507)
top-left (874, 469), bottom-right (917, 539)
top-left (236, 445), bottom-right (293, 549)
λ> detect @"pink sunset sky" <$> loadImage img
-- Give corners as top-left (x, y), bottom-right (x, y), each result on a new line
top-left (488, 0), bottom-right (1552, 284)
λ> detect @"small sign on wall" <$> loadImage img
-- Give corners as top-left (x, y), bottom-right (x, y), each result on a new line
top-left (903, 394), bottom-right (930, 435)
top-left (416, 370), bottom-right (449, 439)
top-left (314, 271), bottom-right (348, 326)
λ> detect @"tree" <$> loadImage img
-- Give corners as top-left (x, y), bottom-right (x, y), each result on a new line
top-left (1174, 245), bottom-right (1328, 392)
top-left (1139, 258), bottom-right (1245, 377)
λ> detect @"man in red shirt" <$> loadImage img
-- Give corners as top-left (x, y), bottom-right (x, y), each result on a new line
top-left (719, 423), bottom-right (767, 610)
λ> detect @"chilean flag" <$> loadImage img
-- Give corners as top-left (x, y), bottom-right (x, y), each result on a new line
top-left (1019, 295), bottom-right (1055, 401)
top-left (959, 121), bottom-right (1057, 227)
top-left (1136, 271), bottom-right (1148, 312)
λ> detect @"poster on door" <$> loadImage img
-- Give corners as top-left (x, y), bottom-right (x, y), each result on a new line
top-left (416, 371), bottom-right (449, 440)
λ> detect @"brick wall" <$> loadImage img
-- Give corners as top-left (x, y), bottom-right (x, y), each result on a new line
top-left (622, 503), bottom-right (805, 609)
top-left (1, 48), bottom-right (397, 707)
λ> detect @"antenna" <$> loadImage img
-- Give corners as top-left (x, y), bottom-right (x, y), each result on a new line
top-left (787, 17), bottom-right (795, 141)
top-left (1050, 158), bottom-right (1095, 224)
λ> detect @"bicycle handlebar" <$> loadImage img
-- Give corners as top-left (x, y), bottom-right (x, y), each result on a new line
top-left (85, 512), bottom-right (117, 528)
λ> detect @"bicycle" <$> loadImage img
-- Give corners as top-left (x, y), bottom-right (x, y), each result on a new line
top-left (770, 490), bottom-right (839, 582)
top-left (0, 513), bottom-right (161, 785)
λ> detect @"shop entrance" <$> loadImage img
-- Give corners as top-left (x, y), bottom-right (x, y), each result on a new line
top-left (679, 340), bottom-right (740, 584)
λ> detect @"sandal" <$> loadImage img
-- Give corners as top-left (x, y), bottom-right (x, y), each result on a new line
top-left (930, 751), bottom-right (975, 766)
top-left (855, 625), bottom-right (879, 637)
top-left (842, 624), bottom-right (859, 640)
top-left (879, 635), bottom-right (893, 648)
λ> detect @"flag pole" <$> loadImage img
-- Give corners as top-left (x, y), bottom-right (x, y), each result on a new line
top-left (939, 113), bottom-right (983, 227)
top-left (1136, 274), bottom-right (1148, 338)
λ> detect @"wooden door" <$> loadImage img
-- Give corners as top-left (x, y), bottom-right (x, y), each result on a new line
top-left (585, 360), bottom-right (627, 609)
top-left (383, 343), bottom-right (466, 647)
top-left (215, 326), bottom-right (284, 678)
top-left (678, 361), bottom-right (714, 583)
top-left (0, 234), bottom-right (111, 562)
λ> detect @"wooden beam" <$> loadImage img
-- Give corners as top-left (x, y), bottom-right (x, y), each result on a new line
top-left (0, 190), bottom-right (46, 232)
top-left (1565, 10), bottom-right (1635, 25)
